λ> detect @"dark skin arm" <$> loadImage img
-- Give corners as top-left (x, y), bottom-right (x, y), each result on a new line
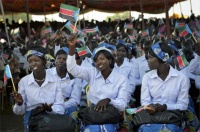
top-left (11, 91), bottom-right (23, 106)
top-left (67, 33), bottom-right (78, 56)
top-left (94, 98), bottom-right (111, 112)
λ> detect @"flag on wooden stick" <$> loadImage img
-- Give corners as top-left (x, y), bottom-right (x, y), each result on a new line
top-left (59, 3), bottom-right (80, 22)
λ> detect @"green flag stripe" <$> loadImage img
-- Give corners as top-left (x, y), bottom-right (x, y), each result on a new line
top-left (77, 47), bottom-right (86, 52)
top-left (60, 4), bottom-right (79, 11)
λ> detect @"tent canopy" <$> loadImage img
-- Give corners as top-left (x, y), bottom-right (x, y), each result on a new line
top-left (2, 0), bottom-right (185, 15)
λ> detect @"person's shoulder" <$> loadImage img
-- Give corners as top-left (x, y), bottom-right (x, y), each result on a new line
top-left (19, 73), bottom-right (31, 83)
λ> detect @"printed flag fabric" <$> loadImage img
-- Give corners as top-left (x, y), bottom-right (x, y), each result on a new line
top-left (175, 22), bottom-right (185, 29)
top-left (43, 27), bottom-right (52, 34)
top-left (129, 35), bottom-right (136, 42)
top-left (141, 29), bottom-right (149, 37)
top-left (175, 54), bottom-right (189, 70)
top-left (124, 23), bottom-right (133, 29)
top-left (77, 37), bottom-right (85, 45)
top-left (83, 26), bottom-right (99, 34)
top-left (64, 21), bottom-right (79, 33)
top-left (59, 3), bottom-right (80, 22)
top-left (4, 65), bottom-right (12, 83)
top-left (50, 30), bottom-right (57, 40)
top-left (12, 28), bottom-right (20, 39)
top-left (76, 46), bottom-right (91, 59)
top-left (2, 53), bottom-right (9, 60)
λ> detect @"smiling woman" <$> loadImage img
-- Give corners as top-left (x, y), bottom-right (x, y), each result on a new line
top-left (66, 33), bottom-right (128, 131)
top-left (12, 45), bottom-right (65, 132)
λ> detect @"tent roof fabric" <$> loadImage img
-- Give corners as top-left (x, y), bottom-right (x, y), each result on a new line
top-left (2, 0), bottom-right (185, 15)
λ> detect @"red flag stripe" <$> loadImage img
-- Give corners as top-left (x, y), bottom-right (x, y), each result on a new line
top-left (2, 54), bottom-right (9, 59)
top-left (4, 74), bottom-right (7, 83)
top-left (180, 30), bottom-right (188, 37)
top-left (69, 24), bottom-right (78, 32)
top-left (84, 29), bottom-right (96, 32)
top-left (78, 50), bottom-right (87, 56)
top-left (142, 32), bottom-right (147, 36)
top-left (178, 23), bottom-right (185, 27)
top-left (177, 56), bottom-right (184, 69)
top-left (60, 8), bottom-right (74, 16)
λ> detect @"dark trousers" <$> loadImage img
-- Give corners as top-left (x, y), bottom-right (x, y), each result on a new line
top-left (133, 85), bottom-right (141, 107)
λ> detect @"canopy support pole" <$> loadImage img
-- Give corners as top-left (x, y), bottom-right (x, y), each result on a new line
top-left (77, 0), bottom-right (80, 29)
top-left (164, 0), bottom-right (170, 41)
top-left (129, 0), bottom-right (131, 18)
top-left (43, 0), bottom-right (46, 22)
top-left (26, 0), bottom-right (31, 39)
top-left (190, 0), bottom-right (193, 14)
top-left (140, 0), bottom-right (144, 31)
top-left (0, 0), bottom-right (11, 45)
top-left (179, 2), bottom-right (183, 17)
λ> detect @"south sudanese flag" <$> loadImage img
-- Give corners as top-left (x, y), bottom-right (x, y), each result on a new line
top-left (11, 28), bottom-right (20, 39)
top-left (83, 26), bottom-right (99, 34)
top-left (124, 23), bottom-right (133, 29)
top-left (50, 30), bottom-right (57, 40)
top-left (175, 22), bottom-right (185, 29)
top-left (43, 27), bottom-right (52, 34)
top-left (64, 21), bottom-right (79, 33)
top-left (59, 3), bottom-right (80, 22)
top-left (175, 54), bottom-right (189, 70)
top-left (77, 37), bottom-right (85, 45)
top-left (141, 29), bottom-right (149, 38)
top-left (128, 35), bottom-right (136, 42)
top-left (76, 46), bottom-right (91, 59)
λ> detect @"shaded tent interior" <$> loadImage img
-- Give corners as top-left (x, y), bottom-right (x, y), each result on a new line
top-left (2, 0), bottom-right (185, 15)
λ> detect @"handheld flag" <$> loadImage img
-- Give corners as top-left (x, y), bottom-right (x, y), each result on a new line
top-left (77, 37), bottom-right (85, 45)
top-left (64, 21), bottom-right (79, 33)
top-left (141, 29), bottom-right (149, 37)
top-left (128, 35), bottom-right (136, 42)
top-left (76, 46), bottom-right (91, 59)
top-left (83, 26), bottom-right (99, 34)
top-left (59, 3), bottom-right (80, 22)
top-left (11, 28), bottom-right (20, 39)
top-left (124, 23), bottom-right (133, 29)
top-left (50, 30), bottom-right (58, 40)
top-left (175, 54), bottom-right (189, 70)
top-left (4, 65), bottom-right (12, 84)
top-left (43, 27), bottom-right (52, 34)
top-left (2, 53), bottom-right (9, 60)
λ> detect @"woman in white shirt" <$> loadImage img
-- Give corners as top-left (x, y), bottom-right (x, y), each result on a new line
top-left (67, 34), bottom-right (128, 132)
top-left (138, 42), bottom-right (189, 131)
top-left (12, 46), bottom-right (64, 132)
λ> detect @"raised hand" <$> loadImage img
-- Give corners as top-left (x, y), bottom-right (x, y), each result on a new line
top-left (67, 33), bottom-right (77, 47)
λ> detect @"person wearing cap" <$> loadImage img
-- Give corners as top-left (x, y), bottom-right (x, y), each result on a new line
top-left (67, 34), bottom-right (128, 131)
top-left (138, 42), bottom-right (189, 131)
top-left (46, 47), bottom-right (82, 119)
top-left (12, 45), bottom-right (64, 132)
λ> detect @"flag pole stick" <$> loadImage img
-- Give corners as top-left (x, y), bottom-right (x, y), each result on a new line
top-left (10, 77), bottom-right (16, 92)
top-left (73, 20), bottom-right (78, 33)
top-left (7, 65), bottom-right (16, 92)
top-left (192, 34), bottom-right (197, 43)
top-left (0, 0), bottom-right (11, 46)
top-left (60, 25), bottom-right (65, 31)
